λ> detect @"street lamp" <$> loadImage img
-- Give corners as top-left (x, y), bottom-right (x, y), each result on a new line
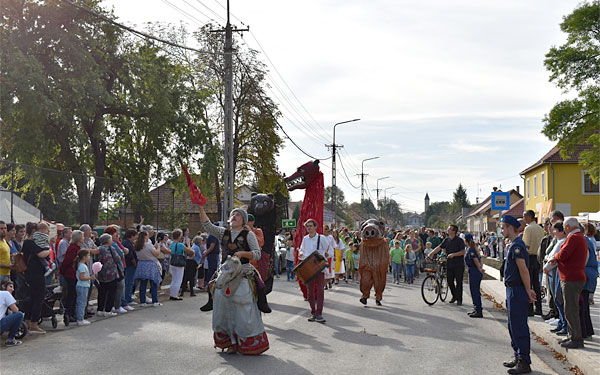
top-left (384, 186), bottom-right (395, 201)
top-left (330, 118), bottom-right (360, 227)
top-left (375, 176), bottom-right (390, 211)
top-left (360, 156), bottom-right (379, 201)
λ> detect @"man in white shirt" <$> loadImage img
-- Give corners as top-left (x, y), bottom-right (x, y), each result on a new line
top-left (299, 219), bottom-right (331, 323)
top-left (0, 280), bottom-right (24, 346)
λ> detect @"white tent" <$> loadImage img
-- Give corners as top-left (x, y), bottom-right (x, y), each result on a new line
top-left (0, 187), bottom-right (42, 224)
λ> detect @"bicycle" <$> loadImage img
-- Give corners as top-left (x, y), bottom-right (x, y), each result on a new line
top-left (421, 256), bottom-right (449, 305)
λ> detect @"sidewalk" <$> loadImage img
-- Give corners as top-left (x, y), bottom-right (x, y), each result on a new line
top-left (481, 264), bottom-right (599, 375)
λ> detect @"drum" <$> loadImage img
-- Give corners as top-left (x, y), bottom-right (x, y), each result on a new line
top-left (293, 252), bottom-right (327, 283)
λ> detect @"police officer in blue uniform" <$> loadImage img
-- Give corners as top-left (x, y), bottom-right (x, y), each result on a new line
top-left (464, 233), bottom-right (485, 318)
top-left (501, 215), bottom-right (537, 374)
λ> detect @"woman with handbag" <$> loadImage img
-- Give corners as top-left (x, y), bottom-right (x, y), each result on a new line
top-left (133, 231), bottom-right (163, 306)
top-left (104, 226), bottom-right (128, 314)
top-left (96, 234), bottom-right (122, 317)
top-left (169, 229), bottom-right (194, 301)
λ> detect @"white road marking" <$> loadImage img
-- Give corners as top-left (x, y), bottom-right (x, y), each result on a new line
top-left (285, 311), bottom-right (307, 323)
top-left (207, 368), bottom-right (227, 375)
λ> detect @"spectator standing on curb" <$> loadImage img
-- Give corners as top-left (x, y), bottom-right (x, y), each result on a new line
top-left (59, 230), bottom-right (84, 326)
top-left (543, 222), bottom-right (568, 335)
top-left (0, 221), bottom-right (12, 282)
top-left (500, 215), bottom-right (536, 375)
top-left (105, 226), bottom-right (128, 314)
top-left (96, 234), bottom-right (120, 317)
top-left (0, 279), bottom-right (24, 346)
top-left (169, 229), bottom-right (194, 301)
top-left (75, 250), bottom-right (94, 326)
top-left (80, 224), bottom-right (99, 317)
top-left (121, 229), bottom-right (137, 310)
top-left (522, 210), bottom-right (544, 316)
top-left (548, 217), bottom-right (588, 349)
top-left (580, 223), bottom-right (598, 340)
top-left (22, 222), bottom-right (51, 333)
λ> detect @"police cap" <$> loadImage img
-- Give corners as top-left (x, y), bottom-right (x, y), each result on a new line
top-left (500, 215), bottom-right (520, 229)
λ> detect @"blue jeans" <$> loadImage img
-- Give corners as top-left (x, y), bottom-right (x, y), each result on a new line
top-left (274, 254), bottom-right (280, 276)
top-left (76, 285), bottom-right (89, 321)
top-left (391, 262), bottom-right (403, 282)
top-left (1, 311), bottom-right (24, 340)
top-left (139, 279), bottom-right (158, 304)
top-left (406, 264), bottom-right (415, 281)
top-left (0, 275), bottom-right (10, 282)
top-left (286, 260), bottom-right (295, 280)
top-left (122, 266), bottom-right (136, 307)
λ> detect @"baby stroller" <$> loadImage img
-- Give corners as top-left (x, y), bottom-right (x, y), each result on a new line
top-left (39, 284), bottom-right (64, 329)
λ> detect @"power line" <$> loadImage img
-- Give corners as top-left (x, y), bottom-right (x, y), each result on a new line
top-left (247, 31), bottom-right (332, 139)
top-left (233, 54), bottom-right (333, 161)
top-left (336, 152), bottom-right (360, 189)
top-left (161, 0), bottom-right (210, 27)
top-left (180, 0), bottom-right (219, 24)
top-left (61, 0), bottom-right (220, 55)
top-left (195, 0), bottom-right (227, 23)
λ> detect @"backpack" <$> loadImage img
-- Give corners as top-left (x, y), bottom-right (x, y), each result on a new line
top-left (12, 253), bottom-right (27, 273)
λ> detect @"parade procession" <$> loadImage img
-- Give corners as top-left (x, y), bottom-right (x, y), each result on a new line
top-left (1, 1), bottom-right (599, 374)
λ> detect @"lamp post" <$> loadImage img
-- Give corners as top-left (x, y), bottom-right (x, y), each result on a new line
top-left (375, 176), bottom-right (390, 213)
top-left (360, 156), bottom-right (379, 202)
top-left (330, 118), bottom-right (360, 227)
top-left (382, 187), bottom-right (394, 218)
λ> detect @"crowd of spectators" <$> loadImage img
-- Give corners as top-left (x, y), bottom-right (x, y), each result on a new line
top-left (0, 220), bottom-right (219, 347)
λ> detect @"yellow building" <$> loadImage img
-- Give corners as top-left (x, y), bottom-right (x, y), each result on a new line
top-left (520, 145), bottom-right (599, 220)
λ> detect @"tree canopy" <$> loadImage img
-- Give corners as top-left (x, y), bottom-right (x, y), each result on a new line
top-left (543, 2), bottom-right (600, 182)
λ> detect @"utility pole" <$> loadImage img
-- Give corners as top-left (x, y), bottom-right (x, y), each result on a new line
top-left (358, 156), bottom-right (379, 202)
top-left (327, 119), bottom-right (359, 227)
top-left (374, 176), bottom-right (389, 215)
top-left (211, 0), bottom-right (248, 224)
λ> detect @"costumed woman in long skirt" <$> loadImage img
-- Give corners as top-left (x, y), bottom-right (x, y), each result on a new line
top-left (332, 230), bottom-right (346, 284)
top-left (197, 204), bottom-right (270, 355)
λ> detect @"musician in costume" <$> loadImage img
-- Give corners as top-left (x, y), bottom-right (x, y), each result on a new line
top-left (197, 205), bottom-right (270, 355)
top-left (358, 219), bottom-right (389, 306)
top-left (284, 160), bottom-right (324, 300)
top-left (299, 218), bottom-right (332, 323)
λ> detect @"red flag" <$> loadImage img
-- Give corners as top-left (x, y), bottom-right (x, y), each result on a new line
top-left (178, 158), bottom-right (207, 206)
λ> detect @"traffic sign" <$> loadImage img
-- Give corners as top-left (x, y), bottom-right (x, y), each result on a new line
top-left (491, 191), bottom-right (510, 210)
top-left (282, 219), bottom-right (297, 228)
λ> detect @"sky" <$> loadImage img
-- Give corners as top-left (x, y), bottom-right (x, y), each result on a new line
top-left (103, 0), bottom-right (582, 213)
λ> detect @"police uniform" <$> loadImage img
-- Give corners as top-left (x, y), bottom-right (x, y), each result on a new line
top-left (465, 245), bottom-right (483, 314)
top-left (504, 235), bottom-right (531, 366)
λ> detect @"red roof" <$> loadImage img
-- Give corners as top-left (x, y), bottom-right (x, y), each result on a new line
top-left (503, 198), bottom-right (524, 218)
top-left (520, 144), bottom-right (591, 175)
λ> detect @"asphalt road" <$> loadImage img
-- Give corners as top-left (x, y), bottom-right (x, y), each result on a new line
top-left (0, 274), bottom-right (576, 375)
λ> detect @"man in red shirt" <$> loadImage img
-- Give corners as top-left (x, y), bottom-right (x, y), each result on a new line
top-left (548, 217), bottom-right (588, 349)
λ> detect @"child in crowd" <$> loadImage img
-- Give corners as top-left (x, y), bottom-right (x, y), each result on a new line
top-left (424, 241), bottom-right (434, 258)
top-left (404, 243), bottom-right (416, 284)
top-left (285, 239), bottom-right (295, 281)
top-left (389, 240), bottom-right (404, 284)
top-left (30, 224), bottom-right (55, 279)
top-left (75, 249), bottom-right (94, 325)
top-left (351, 243), bottom-right (360, 283)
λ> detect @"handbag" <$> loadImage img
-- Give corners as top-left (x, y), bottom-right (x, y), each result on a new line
top-left (13, 253), bottom-right (27, 273)
top-left (110, 247), bottom-right (125, 281)
top-left (170, 243), bottom-right (186, 267)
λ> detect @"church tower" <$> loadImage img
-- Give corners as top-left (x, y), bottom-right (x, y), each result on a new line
top-left (424, 193), bottom-right (430, 212)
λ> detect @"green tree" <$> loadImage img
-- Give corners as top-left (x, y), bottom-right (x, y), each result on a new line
top-left (324, 185), bottom-right (348, 209)
top-left (0, 1), bottom-right (210, 224)
top-left (543, 2), bottom-right (600, 183)
top-left (292, 204), bottom-right (301, 222)
top-left (451, 183), bottom-right (471, 212)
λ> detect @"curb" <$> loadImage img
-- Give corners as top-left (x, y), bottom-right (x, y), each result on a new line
top-left (481, 265), bottom-right (599, 375)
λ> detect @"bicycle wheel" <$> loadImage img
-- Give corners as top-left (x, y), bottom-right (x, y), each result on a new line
top-left (438, 276), bottom-right (449, 302)
top-left (421, 275), bottom-right (439, 305)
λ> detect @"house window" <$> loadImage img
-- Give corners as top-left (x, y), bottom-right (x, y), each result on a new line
top-left (582, 171), bottom-right (599, 194)
top-left (541, 171), bottom-right (545, 196)
top-left (533, 175), bottom-right (537, 198)
top-left (526, 178), bottom-right (530, 199)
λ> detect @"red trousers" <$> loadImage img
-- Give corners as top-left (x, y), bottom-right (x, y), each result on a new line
top-left (306, 273), bottom-right (325, 316)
